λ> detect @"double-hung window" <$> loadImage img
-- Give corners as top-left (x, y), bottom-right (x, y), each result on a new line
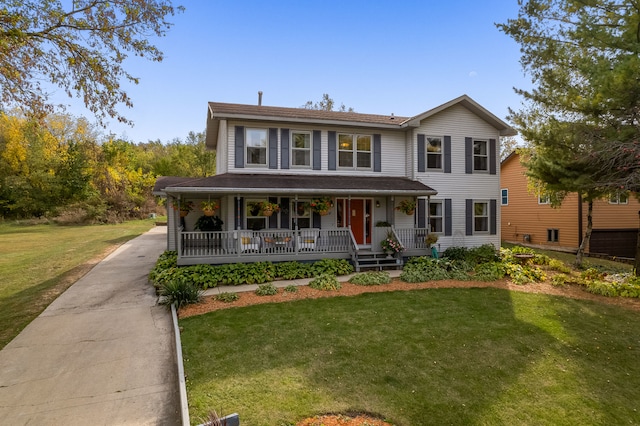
top-left (338, 133), bottom-right (371, 169)
top-left (609, 192), bottom-right (629, 204)
top-left (501, 189), bottom-right (509, 205)
top-left (429, 201), bottom-right (443, 233)
top-left (474, 201), bottom-right (489, 233)
top-left (473, 139), bottom-right (488, 171)
top-left (427, 137), bottom-right (442, 170)
top-left (291, 131), bottom-right (311, 167)
top-left (246, 128), bottom-right (267, 166)
top-left (246, 200), bottom-right (267, 230)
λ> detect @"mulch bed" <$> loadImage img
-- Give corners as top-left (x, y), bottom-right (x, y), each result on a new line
top-left (179, 277), bottom-right (640, 318)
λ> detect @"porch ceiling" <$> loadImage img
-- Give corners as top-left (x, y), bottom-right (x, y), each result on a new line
top-left (154, 173), bottom-right (437, 197)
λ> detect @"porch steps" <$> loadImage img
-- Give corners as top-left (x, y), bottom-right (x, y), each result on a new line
top-left (354, 251), bottom-right (403, 272)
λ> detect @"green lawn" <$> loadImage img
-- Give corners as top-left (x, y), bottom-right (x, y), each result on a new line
top-left (181, 288), bottom-right (640, 425)
top-left (0, 219), bottom-right (157, 348)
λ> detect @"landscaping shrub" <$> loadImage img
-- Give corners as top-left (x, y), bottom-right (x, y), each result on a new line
top-left (348, 271), bottom-right (391, 286)
top-left (441, 246), bottom-right (469, 262)
top-left (274, 262), bottom-right (313, 280)
top-left (310, 259), bottom-right (354, 276)
top-left (158, 277), bottom-right (203, 308)
top-left (216, 292), bottom-right (240, 302)
top-left (400, 257), bottom-right (453, 282)
top-left (551, 274), bottom-right (568, 287)
top-left (309, 274), bottom-right (341, 291)
top-left (549, 258), bottom-right (572, 274)
top-left (283, 285), bottom-right (298, 293)
top-left (255, 283), bottom-right (278, 296)
top-left (473, 262), bottom-right (506, 281)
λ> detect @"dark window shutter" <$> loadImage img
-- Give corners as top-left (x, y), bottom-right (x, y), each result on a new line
top-left (312, 211), bottom-right (321, 228)
top-left (490, 199), bottom-right (497, 235)
top-left (444, 135), bottom-right (452, 173)
top-left (234, 197), bottom-right (244, 229)
top-left (280, 197), bottom-right (290, 228)
top-left (465, 199), bottom-right (473, 235)
top-left (268, 196), bottom-right (278, 228)
top-left (328, 131), bottom-right (336, 170)
top-left (373, 134), bottom-right (382, 172)
top-left (445, 198), bottom-right (452, 236)
top-left (417, 198), bottom-right (427, 228)
top-left (269, 128), bottom-right (278, 169)
top-left (465, 137), bottom-right (473, 174)
top-left (313, 130), bottom-right (321, 170)
top-left (489, 138), bottom-right (497, 175)
top-left (235, 126), bottom-right (244, 168)
top-left (417, 134), bottom-right (426, 173)
top-left (281, 129), bottom-right (290, 170)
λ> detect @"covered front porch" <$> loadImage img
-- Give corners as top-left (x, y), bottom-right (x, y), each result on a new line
top-left (154, 174), bottom-right (438, 267)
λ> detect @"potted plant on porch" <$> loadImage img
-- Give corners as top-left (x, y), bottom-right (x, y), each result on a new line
top-left (194, 215), bottom-right (224, 232)
top-left (380, 231), bottom-right (404, 258)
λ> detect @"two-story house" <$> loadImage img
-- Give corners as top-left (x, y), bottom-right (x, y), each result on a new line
top-left (501, 151), bottom-right (639, 258)
top-left (154, 94), bottom-right (516, 267)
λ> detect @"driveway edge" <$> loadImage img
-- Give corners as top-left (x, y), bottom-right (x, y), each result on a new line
top-left (172, 303), bottom-right (190, 425)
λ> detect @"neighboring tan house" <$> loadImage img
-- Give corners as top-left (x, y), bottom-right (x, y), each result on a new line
top-left (154, 94), bottom-right (516, 268)
top-left (501, 151), bottom-right (639, 258)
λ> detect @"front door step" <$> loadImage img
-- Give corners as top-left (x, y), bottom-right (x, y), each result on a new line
top-left (354, 251), bottom-right (403, 272)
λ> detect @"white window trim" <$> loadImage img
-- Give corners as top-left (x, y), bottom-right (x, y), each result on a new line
top-left (538, 194), bottom-right (550, 205)
top-left (290, 130), bottom-right (312, 168)
top-left (338, 133), bottom-right (372, 170)
top-left (245, 128), bottom-right (268, 167)
top-left (609, 193), bottom-right (629, 204)
top-left (426, 136), bottom-right (443, 171)
top-left (473, 200), bottom-right (490, 234)
top-left (473, 139), bottom-right (489, 173)
top-left (501, 188), bottom-right (509, 206)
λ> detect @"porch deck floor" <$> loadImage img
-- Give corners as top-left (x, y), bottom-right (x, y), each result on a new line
top-left (202, 269), bottom-right (403, 297)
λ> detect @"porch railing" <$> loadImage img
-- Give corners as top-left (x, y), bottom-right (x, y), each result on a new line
top-left (179, 228), bottom-right (353, 259)
top-left (394, 227), bottom-right (431, 251)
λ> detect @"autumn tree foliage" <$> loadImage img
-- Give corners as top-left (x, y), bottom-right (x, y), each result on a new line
top-left (0, 0), bottom-right (183, 125)
top-left (0, 112), bottom-right (213, 221)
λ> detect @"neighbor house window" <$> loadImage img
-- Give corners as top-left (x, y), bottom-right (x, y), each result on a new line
top-left (538, 194), bottom-right (550, 205)
top-left (246, 128), bottom-right (267, 166)
top-left (609, 192), bottom-right (629, 204)
top-left (429, 200), bottom-right (443, 233)
top-left (547, 228), bottom-right (559, 242)
top-left (426, 137), bottom-right (442, 169)
top-left (338, 133), bottom-right (371, 169)
top-left (291, 131), bottom-right (311, 167)
top-left (474, 201), bottom-right (489, 232)
top-left (473, 139), bottom-right (488, 171)
top-left (501, 189), bottom-right (509, 205)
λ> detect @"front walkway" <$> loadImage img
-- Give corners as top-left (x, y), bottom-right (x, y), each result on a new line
top-left (0, 226), bottom-right (180, 425)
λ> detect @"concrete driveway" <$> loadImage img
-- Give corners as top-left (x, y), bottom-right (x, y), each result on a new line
top-left (0, 226), bottom-right (180, 425)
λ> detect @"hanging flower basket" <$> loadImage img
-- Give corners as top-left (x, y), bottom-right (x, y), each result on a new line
top-left (305, 197), bottom-right (334, 215)
top-left (171, 199), bottom-right (193, 217)
top-left (396, 199), bottom-right (417, 215)
top-left (259, 201), bottom-right (281, 217)
top-left (200, 200), bottom-right (219, 216)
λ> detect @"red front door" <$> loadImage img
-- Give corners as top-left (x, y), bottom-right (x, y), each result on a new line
top-left (338, 198), bottom-right (372, 245)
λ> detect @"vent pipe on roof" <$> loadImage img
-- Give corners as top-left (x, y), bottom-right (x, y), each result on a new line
top-left (258, 91), bottom-right (263, 106)
top-left (390, 113), bottom-right (395, 120)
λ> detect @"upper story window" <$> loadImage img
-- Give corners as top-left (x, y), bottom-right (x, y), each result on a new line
top-left (538, 194), bottom-right (550, 205)
top-left (426, 137), bottom-right (442, 170)
top-left (474, 201), bottom-right (489, 233)
top-left (609, 192), bottom-right (629, 204)
top-left (246, 128), bottom-right (267, 166)
top-left (473, 139), bottom-right (488, 171)
top-left (291, 131), bottom-right (311, 167)
top-left (339, 133), bottom-right (371, 169)
top-left (501, 189), bottom-right (509, 205)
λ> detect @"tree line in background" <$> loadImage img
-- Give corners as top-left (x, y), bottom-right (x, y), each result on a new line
top-left (0, 112), bottom-right (215, 222)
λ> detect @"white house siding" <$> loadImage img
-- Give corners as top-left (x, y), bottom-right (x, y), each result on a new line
top-left (225, 121), bottom-right (407, 177)
top-left (414, 104), bottom-right (502, 251)
top-left (216, 119), bottom-right (228, 174)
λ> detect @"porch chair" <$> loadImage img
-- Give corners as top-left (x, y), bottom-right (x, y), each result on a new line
top-left (297, 228), bottom-right (319, 251)
top-left (239, 231), bottom-right (260, 253)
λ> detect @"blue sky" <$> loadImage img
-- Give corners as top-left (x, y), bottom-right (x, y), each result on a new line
top-left (60, 1), bottom-right (530, 143)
